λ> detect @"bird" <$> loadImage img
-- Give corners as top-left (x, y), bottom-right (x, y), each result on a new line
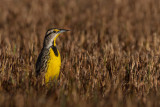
top-left (36, 28), bottom-right (69, 83)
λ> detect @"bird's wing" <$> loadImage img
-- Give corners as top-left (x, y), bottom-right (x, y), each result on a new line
top-left (36, 48), bottom-right (50, 76)
top-left (36, 51), bottom-right (43, 76)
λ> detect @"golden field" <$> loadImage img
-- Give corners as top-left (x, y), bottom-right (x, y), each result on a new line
top-left (0, 0), bottom-right (160, 106)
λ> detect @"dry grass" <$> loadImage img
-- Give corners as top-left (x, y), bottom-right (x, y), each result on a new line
top-left (0, 0), bottom-right (160, 106)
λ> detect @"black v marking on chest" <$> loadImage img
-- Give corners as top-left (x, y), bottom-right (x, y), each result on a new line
top-left (51, 45), bottom-right (58, 57)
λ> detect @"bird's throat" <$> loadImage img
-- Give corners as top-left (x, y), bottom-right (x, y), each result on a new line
top-left (53, 39), bottom-right (56, 46)
top-left (53, 33), bottom-right (60, 46)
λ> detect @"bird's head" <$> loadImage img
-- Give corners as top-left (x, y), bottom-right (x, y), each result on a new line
top-left (43, 28), bottom-right (69, 48)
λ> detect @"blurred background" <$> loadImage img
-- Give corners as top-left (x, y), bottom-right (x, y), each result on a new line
top-left (0, 0), bottom-right (160, 107)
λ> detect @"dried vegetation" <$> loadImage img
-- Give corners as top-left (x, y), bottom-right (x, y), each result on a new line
top-left (0, 0), bottom-right (160, 107)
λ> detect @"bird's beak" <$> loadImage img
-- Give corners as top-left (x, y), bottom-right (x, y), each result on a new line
top-left (58, 29), bottom-right (70, 33)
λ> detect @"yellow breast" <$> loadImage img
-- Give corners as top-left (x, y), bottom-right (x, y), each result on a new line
top-left (45, 48), bottom-right (61, 83)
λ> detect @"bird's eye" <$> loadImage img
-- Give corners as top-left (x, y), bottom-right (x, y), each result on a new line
top-left (53, 31), bottom-right (57, 33)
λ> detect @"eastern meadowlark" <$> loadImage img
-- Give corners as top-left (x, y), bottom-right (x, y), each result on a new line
top-left (36, 28), bottom-right (69, 83)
